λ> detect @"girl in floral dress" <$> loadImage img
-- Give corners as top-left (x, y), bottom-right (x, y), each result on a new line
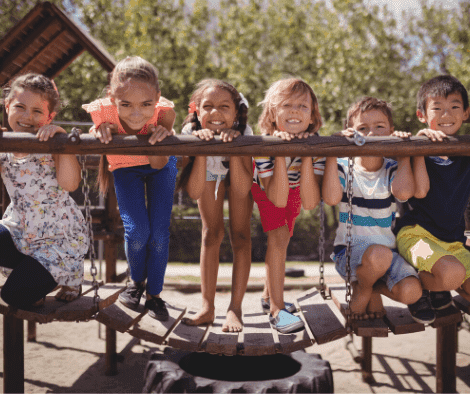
top-left (0, 73), bottom-right (88, 308)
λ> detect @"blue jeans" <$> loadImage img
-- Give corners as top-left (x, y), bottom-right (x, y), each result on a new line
top-left (112, 158), bottom-right (177, 295)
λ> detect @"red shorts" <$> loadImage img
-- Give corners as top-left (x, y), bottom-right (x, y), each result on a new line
top-left (251, 182), bottom-right (301, 237)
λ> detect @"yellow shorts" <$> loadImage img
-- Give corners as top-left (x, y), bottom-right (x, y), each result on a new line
top-left (396, 225), bottom-right (470, 282)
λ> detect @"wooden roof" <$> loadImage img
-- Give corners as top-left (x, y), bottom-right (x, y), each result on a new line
top-left (0, 1), bottom-right (116, 86)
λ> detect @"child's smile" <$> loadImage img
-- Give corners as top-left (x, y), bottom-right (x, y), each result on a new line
top-left (6, 88), bottom-right (53, 133)
top-left (114, 79), bottom-right (160, 133)
top-left (273, 92), bottom-right (313, 134)
top-left (199, 87), bottom-right (237, 132)
top-left (417, 93), bottom-right (470, 136)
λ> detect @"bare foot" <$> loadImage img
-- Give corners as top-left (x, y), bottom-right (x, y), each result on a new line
top-left (182, 308), bottom-right (214, 326)
top-left (349, 281), bottom-right (373, 320)
top-left (55, 285), bottom-right (82, 302)
top-left (366, 292), bottom-right (386, 320)
top-left (222, 308), bottom-right (243, 332)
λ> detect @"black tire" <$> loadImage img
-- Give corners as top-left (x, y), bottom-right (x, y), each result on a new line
top-left (285, 267), bottom-right (305, 278)
top-left (143, 347), bottom-right (333, 393)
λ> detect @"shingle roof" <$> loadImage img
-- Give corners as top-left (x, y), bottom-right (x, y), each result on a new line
top-left (0, 1), bottom-right (116, 86)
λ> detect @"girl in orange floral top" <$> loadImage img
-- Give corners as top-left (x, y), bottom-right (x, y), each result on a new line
top-left (82, 56), bottom-right (176, 321)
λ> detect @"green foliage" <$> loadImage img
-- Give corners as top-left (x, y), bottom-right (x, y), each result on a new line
top-left (4, 0), bottom-right (470, 259)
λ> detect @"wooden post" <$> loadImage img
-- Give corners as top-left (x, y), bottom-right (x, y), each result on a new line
top-left (104, 172), bottom-right (119, 376)
top-left (105, 177), bottom-right (118, 283)
top-left (361, 337), bottom-right (375, 384)
top-left (436, 323), bottom-right (457, 393)
top-left (27, 320), bottom-right (36, 342)
top-left (3, 315), bottom-right (24, 393)
top-left (105, 326), bottom-right (118, 376)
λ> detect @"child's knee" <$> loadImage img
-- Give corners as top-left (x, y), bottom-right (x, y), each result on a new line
top-left (432, 258), bottom-right (466, 289)
top-left (267, 226), bottom-right (290, 249)
top-left (361, 245), bottom-right (393, 272)
top-left (230, 230), bottom-right (251, 251)
top-left (202, 224), bottom-right (225, 247)
top-left (392, 276), bottom-right (422, 305)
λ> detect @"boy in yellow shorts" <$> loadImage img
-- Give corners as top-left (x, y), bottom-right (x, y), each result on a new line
top-left (395, 75), bottom-right (470, 314)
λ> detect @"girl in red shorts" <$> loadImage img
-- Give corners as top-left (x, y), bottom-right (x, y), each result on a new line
top-left (253, 78), bottom-right (324, 333)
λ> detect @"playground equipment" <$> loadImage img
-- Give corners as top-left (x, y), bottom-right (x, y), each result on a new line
top-left (1, 131), bottom-right (470, 393)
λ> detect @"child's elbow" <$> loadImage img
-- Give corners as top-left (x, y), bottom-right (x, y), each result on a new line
top-left (322, 195), bottom-right (341, 207)
top-left (414, 188), bottom-right (429, 199)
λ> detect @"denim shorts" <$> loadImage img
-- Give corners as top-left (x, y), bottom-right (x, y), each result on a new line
top-left (331, 241), bottom-right (418, 291)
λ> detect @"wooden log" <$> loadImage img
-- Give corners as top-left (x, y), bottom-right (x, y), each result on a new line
top-left (3, 131), bottom-right (470, 157)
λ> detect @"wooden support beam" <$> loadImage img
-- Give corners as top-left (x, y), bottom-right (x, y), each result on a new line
top-left (436, 323), bottom-right (457, 393)
top-left (3, 315), bottom-right (24, 393)
top-left (361, 337), bottom-right (374, 384)
top-left (2, 132), bottom-right (470, 157)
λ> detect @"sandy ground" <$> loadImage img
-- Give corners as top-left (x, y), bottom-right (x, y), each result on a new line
top-left (1, 287), bottom-right (470, 393)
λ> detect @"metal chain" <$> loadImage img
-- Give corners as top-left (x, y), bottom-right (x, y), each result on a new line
top-left (318, 200), bottom-right (326, 298)
top-left (345, 156), bottom-right (355, 334)
top-left (80, 154), bottom-right (100, 308)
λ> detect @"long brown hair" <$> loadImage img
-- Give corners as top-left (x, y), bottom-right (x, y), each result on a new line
top-left (177, 79), bottom-right (248, 191)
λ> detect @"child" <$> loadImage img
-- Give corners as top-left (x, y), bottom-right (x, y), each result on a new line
top-left (324, 96), bottom-right (432, 324)
top-left (82, 56), bottom-right (177, 321)
top-left (253, 78), bottom-right (322, 333)
top-left (395, 75), bottom-right (470, 313)
top-left (0, 73), bottom-right (88, 308)
top-left (179, 79), bottom-right (253, 332)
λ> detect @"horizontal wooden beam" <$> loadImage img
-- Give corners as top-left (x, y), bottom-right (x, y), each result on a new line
top-left (1, 131), bottom-right (470, 157)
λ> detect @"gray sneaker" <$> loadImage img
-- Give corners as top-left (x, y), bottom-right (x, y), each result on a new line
top-left (118, 281), bottom-right (145, 310)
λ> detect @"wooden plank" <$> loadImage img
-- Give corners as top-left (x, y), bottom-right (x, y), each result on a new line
top-left (166, 310), bottom-right (210, 352)
top-left (129, 302), bottom-right (185, 345)
top-left (202, 315), bottom-right (239, 356)
top-left (431, 304), bottom-right (462, 328)
top-left (238, 312), bottom-right (276, 356)
top-left (270, 314), bottom-right (313, 355)
top-left (381, 297), bottom-right (425, 335)
top-left (95, 297), bottom-right (146, 333)
top-left (328, 285), bottom-right (389, 337)
top-left (0, 282), bottom-right (95, 323)
top-left (297, 287), bottom-right (347, 344)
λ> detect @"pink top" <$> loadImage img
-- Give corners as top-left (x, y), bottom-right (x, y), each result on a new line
top-left (82, 97), bottom-right (174, 171)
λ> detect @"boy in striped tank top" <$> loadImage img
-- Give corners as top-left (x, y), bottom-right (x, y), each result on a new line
top-left (323, 97), bottom-right (434, 324)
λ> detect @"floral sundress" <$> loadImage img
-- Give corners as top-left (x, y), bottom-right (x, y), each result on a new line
top-left (0, 153), bottom-right (89, 286)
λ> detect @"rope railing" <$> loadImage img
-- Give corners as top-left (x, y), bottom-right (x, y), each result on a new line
top-left (2, 131), bottom-right (470, 157)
